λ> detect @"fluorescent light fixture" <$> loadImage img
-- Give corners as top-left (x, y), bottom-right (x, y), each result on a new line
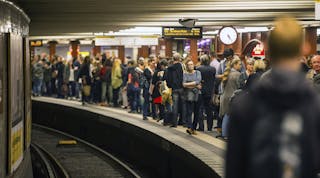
top-left (80, 40), bottom-right (93, 45)
top-left (237, 27), bottom-right (269, 33)
top-left (104, 27), bottom-right (162, 36)
top-left (93, 32), bottom-right (104, 36)
top-left (203, 30), bottom-right (219, 35)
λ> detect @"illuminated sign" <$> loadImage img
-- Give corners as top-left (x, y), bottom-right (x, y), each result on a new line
top-left (162, 27), bottom-right (203, 38)
top-left (251, 43), bottom-right (265, 57)
top-left (30, 40), bottom-right (43, 47)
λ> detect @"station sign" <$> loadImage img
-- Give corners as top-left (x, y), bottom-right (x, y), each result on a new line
top-left (162, 27), bottom-right (203, 38)
top-left (30, 40), bottom-right (43, 47)
top-left (251, 43), bottom-right (265, 57)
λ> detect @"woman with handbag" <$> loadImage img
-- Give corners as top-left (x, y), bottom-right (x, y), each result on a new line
top-left (78, 56), bottom-right (91, 105)
top-left (183, 59), bottom-right (202, 135)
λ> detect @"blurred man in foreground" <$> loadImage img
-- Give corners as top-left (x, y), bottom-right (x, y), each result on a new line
top-left (226, 16), bottom-right (320, 178)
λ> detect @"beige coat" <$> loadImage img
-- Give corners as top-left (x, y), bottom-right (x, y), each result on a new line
top-left (219, 69), bottom-right (241, 117)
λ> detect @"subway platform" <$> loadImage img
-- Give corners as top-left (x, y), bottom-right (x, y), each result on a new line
top-left (32, 97), bottom-right (225, 178)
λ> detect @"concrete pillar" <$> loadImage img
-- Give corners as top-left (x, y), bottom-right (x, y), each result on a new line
top-left (118, 46), bottom-right (125, 63)
top-left (190, 38), bottom-right (198, 64)
top-left (165, 39), bottom-right (173, 57)
top-left (138, 46), bottom-right (149, 58)
top-left (70, 40), bottom-right (80, 58)
top-left (304, 27), bottom-right (317, 56)
top-left (92, 45), bottom-right (101, 57)
top-left (48, 41), bottom-right (57, 57)
top-left (133, 47), bottom-right (139, 61)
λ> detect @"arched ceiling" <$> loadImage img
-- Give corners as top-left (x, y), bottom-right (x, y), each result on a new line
top-left (12, 0), bottom-right (317, 36)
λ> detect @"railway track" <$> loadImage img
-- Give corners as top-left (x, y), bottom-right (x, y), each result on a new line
top-left (31, 124), bottom-right (140, 178)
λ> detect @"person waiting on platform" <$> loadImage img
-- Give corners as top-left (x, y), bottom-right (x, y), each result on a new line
top-left (111, 59), bottom-right (122, 107)
top-left (243, 59), bottom-right (266, 90)
top-left (164, 53), bottom-right (185, 127)
top-left (142, 58), bottom-right (156, 120)
top-left (183, 59), bottom-right (202, 135)
top-left (219, 57), bottom-right (242, 139)
top-left (226, 16), bottom-right (320, 178)
top-left (78, 56), bottom-right (91, 105)
top-left (196, 55), bottom-right (216, 132)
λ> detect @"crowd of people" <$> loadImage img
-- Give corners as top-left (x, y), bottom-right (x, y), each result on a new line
top-left (31, 45), bottom-right (320, 139)
top-left (32, 16), bottom-right (320, 178)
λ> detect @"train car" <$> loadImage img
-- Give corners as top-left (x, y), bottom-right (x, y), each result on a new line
top-left (0, 1), bottom-right (33, 177)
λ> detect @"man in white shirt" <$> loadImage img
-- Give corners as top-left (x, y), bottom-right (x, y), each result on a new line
top-left (210, 52), bottom-right (220, 72)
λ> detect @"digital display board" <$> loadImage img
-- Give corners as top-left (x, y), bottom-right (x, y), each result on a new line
top-left (30, 40), bottom-right (42, 47)
top-left (162, 27), bottom-right (202, 38)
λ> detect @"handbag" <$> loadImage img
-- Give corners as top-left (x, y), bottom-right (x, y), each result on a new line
top-left (212, 94), bottom-right (220, 106)
top-left (61, 83), bottom-right (68, 96)
top-left (185, 88), bottom-right (199, 102)
top-left (83, 85), bottom-right (91, 96)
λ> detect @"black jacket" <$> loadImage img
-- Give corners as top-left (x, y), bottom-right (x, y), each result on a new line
top-left (243, 70), bottom-right (265, 90)
top-left (227, 69), bottom-right (320, 178)
top-left (78, 63), bottom-right (91, 85)
top-left (164, 63), bottom-right (183, 90)
top-left (55, 61), bottom-right (65, 80)
top-left (196, 65), bottom-right (216, 97)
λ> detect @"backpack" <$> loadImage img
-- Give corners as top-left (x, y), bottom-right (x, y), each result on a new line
top-left (100, 66), bottom-right (111, 83)
top-left (139, 74), bottom-right (148, 89)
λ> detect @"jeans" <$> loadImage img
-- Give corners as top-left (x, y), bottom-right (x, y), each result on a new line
top-left (51, 78), bottom-right (57, 95)
top-left (198, 95), bottom-right (214, 131)
top-left (42, 81), bottom-right (51, 96)
top-left (112, 87), bottom-right (120, 106)
top-left (163, 102), bottom-right (171, 119)
top-left (172, 89), bottom-right (185, 126)
top-left (101, 81), bottom-right (107, 102)
top-left (33, 78), bottom-right (43, 96)
top-left (121, 87), bottom-right (128, 107)
top-left (101, 82), bottom-right (112, 103)
top-left (222, 114), bottom-right (230, 137)
top-left (56, 78), bottom-right (64, 98)
top-left (128, 84), bottom-right (141, 112)
top-left (68, 81), bottom-right (76, 97)
top-left (215, 105), bottom-right (222, 128)
top-left (142, 88), bottom-right (150, 117)
top-left (186, 100), bottom-right (201, 130)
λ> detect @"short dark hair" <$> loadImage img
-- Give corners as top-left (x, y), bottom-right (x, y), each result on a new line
top-left (128, 60), bottom-right (135, 65)
top-left (159, 59), bottom-right (168, 67)
top-left (148, 58), bottom-right (155, 63)
top-left (223, 48), bottom-right (234, 58)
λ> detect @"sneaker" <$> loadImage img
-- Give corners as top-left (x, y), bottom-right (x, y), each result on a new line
top-left (143, 116), bottom-right (148, 120)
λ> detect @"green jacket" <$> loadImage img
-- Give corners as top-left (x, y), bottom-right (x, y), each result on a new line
top-left (112, 67), bottom-right (122, 89)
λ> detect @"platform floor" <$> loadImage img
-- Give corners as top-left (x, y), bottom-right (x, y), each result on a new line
top-left (33, 97), bottom-right (226, 177)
